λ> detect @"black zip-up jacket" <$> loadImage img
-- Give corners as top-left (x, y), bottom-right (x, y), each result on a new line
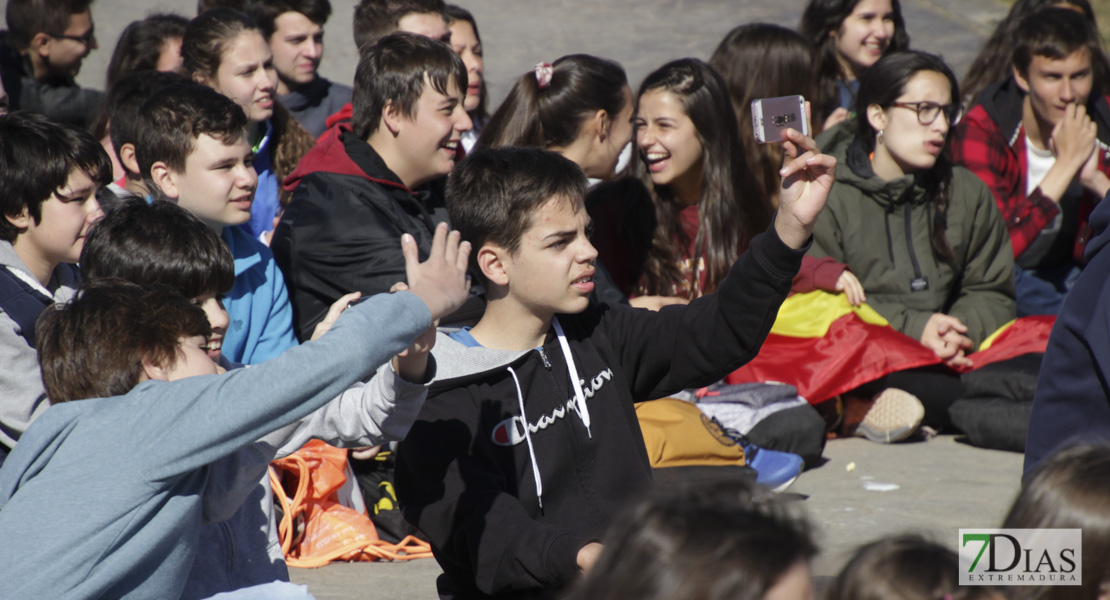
top-left (395, 223), bottom-right (806, 599)
top-left (272, 128), bottom-right (481, 339)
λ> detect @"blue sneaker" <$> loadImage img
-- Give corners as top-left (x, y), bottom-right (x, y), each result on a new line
top-left (713, 418), bottom-right (804, 492)
top-left (744, 443), bottom-right (804, 492)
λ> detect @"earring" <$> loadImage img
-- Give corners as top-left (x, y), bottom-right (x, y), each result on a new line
top-left (877, 130), bottom-right (885, 145)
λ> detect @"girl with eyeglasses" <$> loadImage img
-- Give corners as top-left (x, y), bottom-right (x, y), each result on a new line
top-left (811, 51), bottom-right (1016, 429)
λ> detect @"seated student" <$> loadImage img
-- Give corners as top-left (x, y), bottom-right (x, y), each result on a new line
top-left (80, 197), bottom-right (438, 598)
top-left (812, 51), bottom-right (1015, 431)
top-left (710, 23), bottom-right (817, 209)
top-left (446, 4), bottom-right (488, 152)
top-left (184, 8), bottom-right (317, 241)
top-left (273, 32), bottom-right (474, 339)
top-left (103, 70), bottom-right (188, 198)
top-left (798, 0), bottom-right (910, 132)
top-left (95, 15), bottom-right (189, 184)
top-left (135, 82), bottom-right (298, 364)
top-left (0, 228), bottom-right (471, 599)
top-left (0, 111), bottom-right (107, 469)
top-left (1024, 180), bottom-right (1110, 474)
top-left (395, 141), bottom-right (835, 598)
top-left (585, 58), bottom-right (823, 463)
top-left (0, 0), bottom-right (102, 130)
top-left (953, 8), bottom-right (1110, 316)
top-left (961, 0), bottom-right (1098, 107)
top-left (477, 54), bottom-right (633, 183)
top-left (105, 13), bottom-right (189, 87)
top-left (566, 480), bottom-right (816, 600)
top-left (316, 0), bottom-right (450, 135)
top-left (355, 0), bottom-right (450, 49)
top-left (245, 0), bottom-right (352, 138)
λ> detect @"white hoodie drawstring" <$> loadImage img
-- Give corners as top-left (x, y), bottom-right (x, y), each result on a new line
top-left (553, 317), bottom-right (592, 438)
top-left (508, 366), bottom-right (543, 510)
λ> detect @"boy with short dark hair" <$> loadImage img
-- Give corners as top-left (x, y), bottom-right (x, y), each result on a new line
top-left (245, 0), bottom-right (352, 137)
top-left (0, 111), bottom-right (107, 468)
top-left (1, 0), bottom-right (102, 129)
top-left (0, 225), bottom-right (471, 599)
top-left (314, 0), bottom-right (449, 135)
top-left (81, 197), bottom-right (441, 598)
top-left (273, 32), bottom-right (474, 339)
top-left (105, 70), bottom-right (187, 198)
top-left (954, 8), bottom-right (1110, 316)
top-left (395, 142), bottom-right (835, 599)
top-left (353, 0), bottom-right (449, 50)
top-left (135, 81), bottom-right (298, 364)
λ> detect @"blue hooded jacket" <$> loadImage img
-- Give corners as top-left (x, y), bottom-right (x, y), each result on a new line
top-left (222, 225), bottom-right (298, 364)
top-left (1025, 189), bottom-right (1110, 478)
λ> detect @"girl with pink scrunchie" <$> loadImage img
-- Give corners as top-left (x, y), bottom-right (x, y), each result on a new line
top-left (477, 54), bottom-right (634, 182)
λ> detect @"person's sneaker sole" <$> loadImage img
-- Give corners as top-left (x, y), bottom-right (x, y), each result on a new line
top-left (853, 388), bottom-right (925, 443)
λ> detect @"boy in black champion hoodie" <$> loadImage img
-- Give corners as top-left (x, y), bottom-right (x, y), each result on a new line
top-left (395, 136), bottom-right (836, 599)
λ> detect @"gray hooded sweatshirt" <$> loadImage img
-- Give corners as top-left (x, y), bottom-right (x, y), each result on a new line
top-left (0, 241), bottom-right (80, 451)
top-left (0, 290), bottom-right (430, 600)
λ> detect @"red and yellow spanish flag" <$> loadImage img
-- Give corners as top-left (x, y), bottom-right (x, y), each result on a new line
top-left (727, 292), bottom-right (1057, 403)
top-left (726, 291), bottom-right (941, 403)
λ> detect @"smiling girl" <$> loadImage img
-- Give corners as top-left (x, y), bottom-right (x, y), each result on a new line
top-left (799, 0), bottom-right (910, 131)
top-left (183, 8), bottom-right (315, 241)
top-left (589, 59), bottom-right (773, 306)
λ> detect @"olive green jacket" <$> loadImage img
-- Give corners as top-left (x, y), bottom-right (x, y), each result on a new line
top-left (810, 123), bottom-right (1016, 346)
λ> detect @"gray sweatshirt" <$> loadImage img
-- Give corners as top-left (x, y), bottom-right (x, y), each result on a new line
top-left (0, 290), bottom-right (430, 600)
top-left (0, 241), bottom-right (80, 451)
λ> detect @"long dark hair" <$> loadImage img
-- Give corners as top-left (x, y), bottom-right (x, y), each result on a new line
top-left (476, 54), bottom-right (627, 150)
top-left (962, 0), bottom-right (1098, 106)
top-left (632, 58), bottom-right (773, 298)
top-left (710, 23), bottom-right (815, 206)
top-left (799, 0), bottom-right (910, 120)
top-left (856, 50), bottom-right (958, 262)
top-left (445, 4), bottom-right (489, 127)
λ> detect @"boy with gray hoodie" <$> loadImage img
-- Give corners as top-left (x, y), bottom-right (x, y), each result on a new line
top-left (0, 111), bottom-right (107, 469)
top-left (0, 224), bottom-right (471, 599)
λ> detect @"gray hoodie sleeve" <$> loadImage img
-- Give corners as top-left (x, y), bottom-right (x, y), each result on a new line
top-left (0, 312), bottom-right (50, 450)
top-left (269, 360), bottom-right (434, 459)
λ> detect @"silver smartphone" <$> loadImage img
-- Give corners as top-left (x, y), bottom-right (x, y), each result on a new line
top-left (751, 95), bottom-right (809, 144)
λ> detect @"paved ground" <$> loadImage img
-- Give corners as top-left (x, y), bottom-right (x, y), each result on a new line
top-left (286, 435), bottom-right (1025, 599)
top-left (3, 0), bottom-right (1019, 597)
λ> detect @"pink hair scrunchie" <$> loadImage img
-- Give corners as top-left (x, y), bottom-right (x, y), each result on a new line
top-left (533, 62), bottom-right (553, 90)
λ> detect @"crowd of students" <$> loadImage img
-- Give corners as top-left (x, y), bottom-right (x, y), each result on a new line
top-left (1, 0), bottom-right (1110, 598)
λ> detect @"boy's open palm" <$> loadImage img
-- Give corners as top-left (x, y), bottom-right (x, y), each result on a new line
top-left (402, 223), bottom-right (472, 321)
top-left (777, 128), bottom-right (837, 248)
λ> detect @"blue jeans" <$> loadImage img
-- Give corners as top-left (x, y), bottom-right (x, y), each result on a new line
top-left (1014, 263), bottom-right (1082, 317)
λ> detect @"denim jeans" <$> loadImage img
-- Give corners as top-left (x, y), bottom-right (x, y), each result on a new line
top-left (1014, 263), bottom-right (1082, 317)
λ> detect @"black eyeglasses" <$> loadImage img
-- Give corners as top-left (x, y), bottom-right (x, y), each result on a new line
top-left (891, 101), bottom-right (963, 126)
top-left (47, 28), bottom-right (96, 46)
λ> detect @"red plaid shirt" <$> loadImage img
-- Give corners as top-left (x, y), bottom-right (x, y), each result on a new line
top-left (953, 86), bottom-right (1110, 262)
